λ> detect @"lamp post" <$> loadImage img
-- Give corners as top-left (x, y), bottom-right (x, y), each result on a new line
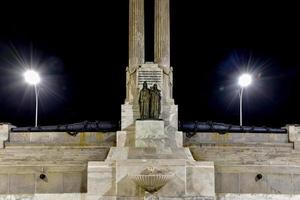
top-left (238, 73), bottom-right (252, 126)
top-left (24, 70), bottom-right (41, 127)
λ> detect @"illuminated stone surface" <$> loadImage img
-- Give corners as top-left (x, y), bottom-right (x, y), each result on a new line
top-left (0, 0), bottom-right (300, 199)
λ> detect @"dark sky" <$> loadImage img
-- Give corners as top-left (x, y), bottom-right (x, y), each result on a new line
top-left (0, 1), bottom-right (299, 127)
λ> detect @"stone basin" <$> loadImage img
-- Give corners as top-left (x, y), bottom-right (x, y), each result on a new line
top-left (131, 174), bottom-right (173, 194)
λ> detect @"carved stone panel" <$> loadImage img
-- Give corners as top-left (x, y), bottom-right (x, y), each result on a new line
top-left (137, 63), bottom-right (163, 91)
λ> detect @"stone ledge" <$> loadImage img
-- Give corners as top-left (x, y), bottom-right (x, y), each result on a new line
top-left (188, 143), bottom-right (293, 148)
top-left (217, 193), bottom-right (300, 200)
top-left (4, 144), bottom-right (110, 149)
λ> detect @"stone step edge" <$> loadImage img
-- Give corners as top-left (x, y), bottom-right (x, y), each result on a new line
top-left (186, 142), bottom-right (293, 148)
top-left (4, 144), bottom-right (111, 149)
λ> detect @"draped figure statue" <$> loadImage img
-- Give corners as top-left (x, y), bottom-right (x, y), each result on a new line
top-left (150, 84), bottom-right (161, 119)
top-left (139, 81), bottom-right (150, 119)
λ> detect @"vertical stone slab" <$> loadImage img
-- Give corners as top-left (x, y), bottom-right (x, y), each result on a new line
top-left (9, 174), bottom-right (35, 194)
top-left (287, 125), bottom-right (300, 150)
top-left (0, 174), bottom-right (8, 194)
top-left (63, 173), bottom-right (83, 193)
top-left (267, 174), bottom-right (293, 194)
top-left (0, 124), bottom-right (11, 148)
top-left (135, 120), bottom-right (166, 148)
top-left (293, 174), bottom-right (300, 194)
top-left (239, 173), bottom-right (268, 193)
top-left (117, 131), bottom-right (135, 147)
top-left (87, 162), bottom-right (116, 196)
top-left (216, 173), bottom-right (240, 193)
top-left (36, 173), bottom-right (63, 193)
top-left (186, 161), bottom-right (215, 197)
top-left (287, 125), bottom-right (300, 142)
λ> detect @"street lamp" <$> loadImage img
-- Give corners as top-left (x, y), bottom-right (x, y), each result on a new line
top-left (24, 70), bottom-right (41, 127)
top-left (238, 73), bottom-right (252, 126)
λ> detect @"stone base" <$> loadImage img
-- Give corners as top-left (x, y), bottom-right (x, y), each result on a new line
top-left (87, 160), bottom-right (215, 199)
top-left (87, 144), bottom-right (214, 199)
top-left (135, 120), bottom-right (182, 148)
top-left (0, 123), bottom-right (13, 148)
top-left (105, 147), bottom-right (194, 160)
top-left (135, 120), bottom-right (165, 148)
top-left (2, 193), bottom-right (300, 200)
top-left (117, 131), bottom-right (135, 147)
top-left (0, 194), bottom-right (216, 200)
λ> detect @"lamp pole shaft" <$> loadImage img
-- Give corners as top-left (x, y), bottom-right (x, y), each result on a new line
top-left (239, 88), bottom-right (243, 126)
top-left (34, 85), bottom-right (39, 127)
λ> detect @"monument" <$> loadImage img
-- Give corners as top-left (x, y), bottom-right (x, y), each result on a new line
top-left (138, 81), bottom-right (161, 120)
top-left (88, 0), bottom-right (215, 199)
top-left (1, 0), bottom-right (300, 199)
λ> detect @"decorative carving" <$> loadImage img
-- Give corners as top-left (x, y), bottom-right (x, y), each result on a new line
top-left (130, 167), bottom-right (173, 196)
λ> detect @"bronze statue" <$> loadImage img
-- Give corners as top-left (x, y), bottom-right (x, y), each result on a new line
top-left (150, 84), bottom-right (161, 119)
top-left (139, 81), bottom-right (150, 119)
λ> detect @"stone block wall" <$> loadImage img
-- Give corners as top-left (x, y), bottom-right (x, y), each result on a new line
top-left (217, 193), bottom-right (300, 200)
top-left (8, 131), bottom-right (116, 146)
top-left (216, 165), bottom-right (300, 194)
top-left (0, 167), bottom-right (86, 194)
top-left (184, 132), bottom-right (288, 146)
top-left (0, 130), bottom-right (113, 194)
top-left (190, 144), bottom-right (300, 194)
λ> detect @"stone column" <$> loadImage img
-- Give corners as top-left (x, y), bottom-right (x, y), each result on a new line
top-left (129, 0), bottom-right (145, 70)
top-left (154, 0), bottom-right (172, 102)
top-left (127, 0), bottom-right (145, 103)
top-left (154, 0), bottom-right (170, 69)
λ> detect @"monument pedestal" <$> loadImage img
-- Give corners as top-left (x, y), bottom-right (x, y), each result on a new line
top-left (88, 159), bottom-right (215, 199)
top-left (135, 120), bottom-right (182, 148)
top-left (86, 0), bottom-right (216, 198)
top-left (87, 121), bottom-right (215, 199)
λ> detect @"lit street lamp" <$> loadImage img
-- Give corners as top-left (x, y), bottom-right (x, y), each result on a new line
top-left (238, 73), bottom-right (252, 126)
top-left (24, 70), bottom-right (41, 127)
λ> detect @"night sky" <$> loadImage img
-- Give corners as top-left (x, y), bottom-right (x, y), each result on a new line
top-left (0, 1), bottom-right (299, 127)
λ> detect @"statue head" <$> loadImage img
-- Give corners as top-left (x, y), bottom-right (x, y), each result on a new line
top-left (153, 84), bottom-right (158, 90)
top-left (143, 81), bottom-right (148, 89)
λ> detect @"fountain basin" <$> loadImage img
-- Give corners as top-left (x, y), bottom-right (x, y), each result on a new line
top-left (131, 174), bottom-right (173, 194)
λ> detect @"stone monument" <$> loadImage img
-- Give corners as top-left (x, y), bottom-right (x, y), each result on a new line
top-left (139, 81), bottom-right (151, 120)
top-left (88, 0), bottom-right (215, 199)
top-left (149, 83), bottom-right (161, 119)
top-left (1, 1), bottom-right (300, 199)
top-left (138, 81), bottom-right (161, 120)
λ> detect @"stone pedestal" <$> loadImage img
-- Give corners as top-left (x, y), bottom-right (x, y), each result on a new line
top-left (86, 0), bottom-right (216, 198)
top-left (135, 120), bottom-right (182, 149)
top-left (0, 123), bottom-right (13, 148)
top-left (135, 120), bottom-right (165, 148)
top-left (287, 125), bottom-right (300, 150)
top-left (87, 159), bottom-right (215, 199)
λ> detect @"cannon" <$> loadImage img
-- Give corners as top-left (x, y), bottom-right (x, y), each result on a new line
top-left (11, 121), bottom-right (120, 132)
top-left (180, 121), bottom-right (287, 138)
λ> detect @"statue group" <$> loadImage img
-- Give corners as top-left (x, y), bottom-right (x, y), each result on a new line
top-left (139, 82), bottom-right (161, 120)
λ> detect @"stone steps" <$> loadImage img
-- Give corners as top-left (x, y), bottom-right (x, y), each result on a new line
top-left (8, 131), bottom-right (116, 146)
top-left (0, 145), bottom-right (109, 163)
top-left (189, 143), bottom-right (300, 165)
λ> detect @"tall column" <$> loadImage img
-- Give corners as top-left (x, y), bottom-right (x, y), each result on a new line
top-left (154, 0), bottom-right (170, 69)
top-left (127, 0), bottom-right (145, 103)
top-left (155, 0), bottom-right (172, 102)
top-left (129, 0), bottom-right (145, 70)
